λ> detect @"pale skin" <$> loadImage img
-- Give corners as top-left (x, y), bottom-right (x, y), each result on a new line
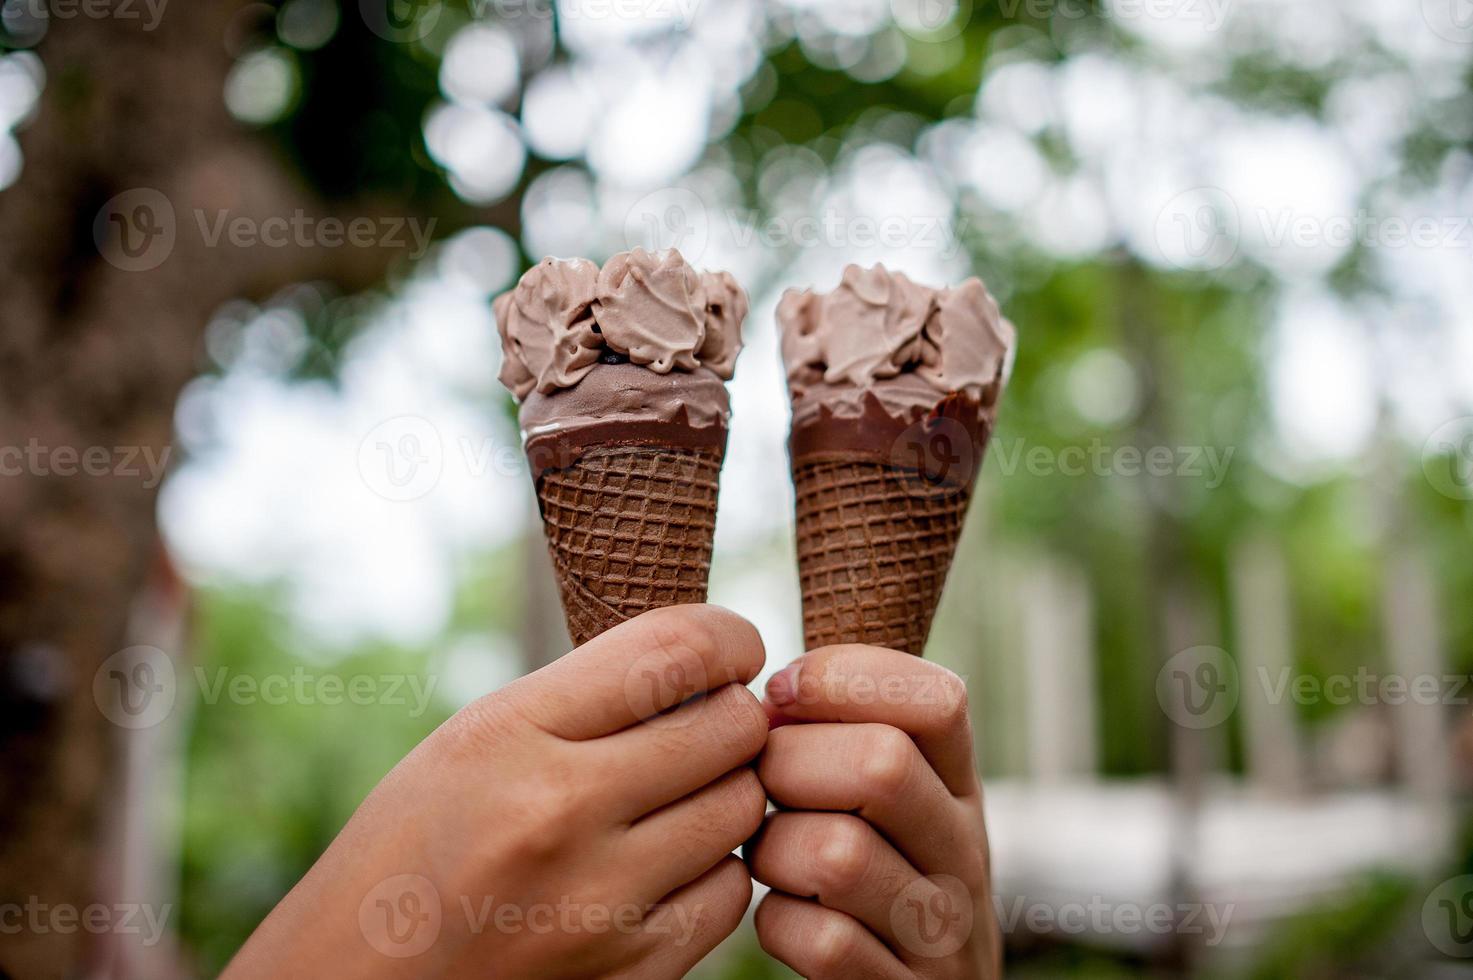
top-left (222, 608), bottom-right (999, 979)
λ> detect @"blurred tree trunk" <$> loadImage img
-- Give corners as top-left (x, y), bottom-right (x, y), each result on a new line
top-left (0, 7), bottom-right (422, 976)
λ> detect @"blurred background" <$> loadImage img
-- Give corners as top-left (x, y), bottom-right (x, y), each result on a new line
top-left (2, 0), bottom-right (1472, 976)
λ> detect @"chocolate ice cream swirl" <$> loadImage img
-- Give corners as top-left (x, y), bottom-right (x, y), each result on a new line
top-left (495, 249), bottom-right (746, 438)
top-left (777, 264), bottom-right (1014, 432)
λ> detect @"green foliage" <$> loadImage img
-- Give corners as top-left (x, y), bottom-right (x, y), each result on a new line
top-left (1242, 872), bottom-right (1418, 980)
top-left (179, 586), bottom-right (449, 974)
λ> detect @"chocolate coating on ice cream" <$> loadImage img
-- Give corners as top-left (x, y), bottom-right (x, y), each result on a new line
top-left (520, 363), bottom-right (730, 437)
top-left (778, 264), bottom-right (1014, 433)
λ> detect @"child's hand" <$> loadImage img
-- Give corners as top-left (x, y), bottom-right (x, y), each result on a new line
top-left (747, 645), bottom-right (1000, 979)
top-left (224, 605), bottom-right (769, 980)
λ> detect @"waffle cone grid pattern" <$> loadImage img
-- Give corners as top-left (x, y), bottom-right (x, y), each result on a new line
top-left (792, 456), bottom-right (971, 656)
top-left (536, 444), bottom-right (723, 646)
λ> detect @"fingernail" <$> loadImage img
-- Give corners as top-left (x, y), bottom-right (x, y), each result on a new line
top-left (766, 663), bottom-right (800, 707)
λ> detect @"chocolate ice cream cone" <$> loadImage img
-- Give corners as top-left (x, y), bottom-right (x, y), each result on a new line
top-left (497, 251), bottom-right (747, 647)
top-left (779, 266), bottom-right (1014, 656)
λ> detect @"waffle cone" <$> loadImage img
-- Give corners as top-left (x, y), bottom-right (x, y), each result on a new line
top-left (792, 457), bottom-right (971, 655)
top-left (529, 432), bottom-right (725, 647)
top-left (789, 392), bottom-right (990, 655)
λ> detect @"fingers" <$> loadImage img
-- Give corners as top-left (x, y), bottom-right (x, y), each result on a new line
top-left (746, 810), bottom-right (924, 951)
top-left (758, 723), bottom-right (983, 881)
top-left (625, 767), bottom-right (768, 902)
top-left (507, 605), bottom-right (766, 740)
top-left (765, 644), bottom-right (977, 795)
top-left (614, 856), bottom-right (753, 980)
top-left (753, 891), bottom-right (908, 980)
top-left (589, 682), bottom-right (769, 818)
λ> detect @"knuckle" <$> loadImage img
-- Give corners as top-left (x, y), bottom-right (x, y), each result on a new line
top-left (641, 604), bottom-right (720, 667)
top-left (809, 913), bottom-right (857, 976)
top-left (711, 684), bottom-right (769, 756)
top-left (814, 815), bottom-right (874, 895)
top-left (498, 788), bottom-right (572, 866)
top-left (861, 726), bottom-right (916, 800)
